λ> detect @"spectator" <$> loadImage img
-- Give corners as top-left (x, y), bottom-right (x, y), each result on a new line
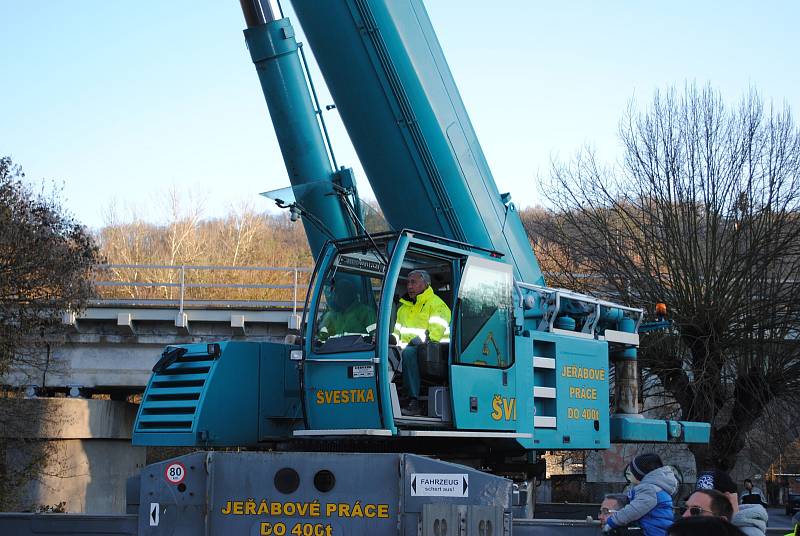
top-left (599, 494), bottom-right (630, 533)
top-left (739, 480), bottom-right (767, 507)
top-left (682, 489), bottom-right (733, 520)
top-left (695, 470), bottom-right (767, 536)
top-left (604, 453), bottom-right (677, 536)
top-left (668, 516), bottom-right (746, 536)
top-left (696, 470), bottom-right (739, 510)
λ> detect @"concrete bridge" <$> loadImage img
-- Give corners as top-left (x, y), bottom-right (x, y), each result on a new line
top-left (1, 265), bottom-right (308, 514)
top-left (8, 264), bottom-right (310, 395)
top-left (9, 304), bottom-right (297, 396)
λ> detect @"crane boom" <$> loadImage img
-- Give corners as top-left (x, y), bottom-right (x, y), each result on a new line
top-left (290, 0), bottom-right (544, 285)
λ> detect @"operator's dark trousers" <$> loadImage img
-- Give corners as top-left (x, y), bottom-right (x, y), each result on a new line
top-left (401, 346), bottom-right (421, 399)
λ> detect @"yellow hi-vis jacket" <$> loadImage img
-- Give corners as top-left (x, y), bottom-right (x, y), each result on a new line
top-left (394, 286), bottom-right (451, 347)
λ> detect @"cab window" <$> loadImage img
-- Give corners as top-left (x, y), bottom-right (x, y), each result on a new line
top-left (455, 256), bottom-right (514, 367)
top-left (311, 250), bottom-right (384, 354)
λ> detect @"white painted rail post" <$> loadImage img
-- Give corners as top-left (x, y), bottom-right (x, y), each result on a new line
top-left (289, 267), bottom-right (301, 330)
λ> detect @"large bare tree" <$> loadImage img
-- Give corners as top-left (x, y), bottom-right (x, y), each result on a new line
top-left (532, 85), bottom-right (800, 471)
top-left (0, 155), bottom-right (99, 509)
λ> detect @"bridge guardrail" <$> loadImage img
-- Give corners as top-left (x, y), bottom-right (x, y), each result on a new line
top-left (93, 264), bottom-right (313, 312)
top-left (92, 266), bottom-right (609, 313)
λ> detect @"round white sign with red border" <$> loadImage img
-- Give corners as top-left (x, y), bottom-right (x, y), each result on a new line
top-left (164, 462), bottom-right (186, 484)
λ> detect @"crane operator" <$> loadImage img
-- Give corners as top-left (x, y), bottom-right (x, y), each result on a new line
top-left (393, 270), bottom-right (451, 415)
top-left (318, 278), bottom-right (376, 340)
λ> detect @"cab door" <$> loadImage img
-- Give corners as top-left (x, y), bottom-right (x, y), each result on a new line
top-left (302, 249), bottom-right (385, 431)
top-left (450, 256), bottom-right (518, 430)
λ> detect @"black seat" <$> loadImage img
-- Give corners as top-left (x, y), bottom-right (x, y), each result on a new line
top-left (388, 344), bottom-right (402, 375)
top-left (418, 341), bottom-right (448, 381)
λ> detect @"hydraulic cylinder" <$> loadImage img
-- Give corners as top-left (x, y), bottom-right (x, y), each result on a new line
top-left (240, 1), bottom-right (354, 257)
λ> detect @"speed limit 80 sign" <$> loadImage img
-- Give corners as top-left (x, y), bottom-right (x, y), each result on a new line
top-left (164, 462), bottom-right (186, 484)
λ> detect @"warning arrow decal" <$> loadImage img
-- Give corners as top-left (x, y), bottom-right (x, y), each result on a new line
top-left (149, 503), bottom-right (159, 526)
top-left (463, 477), bottom-right (468, 495)
top-left (412, 476), bottom-right (417, 493)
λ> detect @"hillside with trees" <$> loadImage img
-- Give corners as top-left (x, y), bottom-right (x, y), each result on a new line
top-left (96, 196), bottom-right (313, 305)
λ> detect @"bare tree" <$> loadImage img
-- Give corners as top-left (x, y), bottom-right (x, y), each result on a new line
top-left (738, 397), bottom-right (800, 477)
top-left (0, 156), bottom-right (99, 508)
top-left (0, 156), bottom-right (99, 378)
top-left (533, 85), bottom-right (800, 471)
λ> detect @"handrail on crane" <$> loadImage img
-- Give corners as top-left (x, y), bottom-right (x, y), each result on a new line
top-left (516, 281), bottom-right (645, 336)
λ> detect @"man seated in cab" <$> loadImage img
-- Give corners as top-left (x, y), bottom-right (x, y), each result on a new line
top-left (318, 278), bottom-right (376, 341)
top-left (393, 270), bottom-right (451, 415)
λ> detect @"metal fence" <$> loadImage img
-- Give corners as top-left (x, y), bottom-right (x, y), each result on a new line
top-left (89, 265), bottom-right (616, 313)
top-left (93, 264), bottom-right (313, 311)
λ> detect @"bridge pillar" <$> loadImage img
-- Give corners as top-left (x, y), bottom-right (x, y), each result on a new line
top-left (1, 398), bottom-right (145, 513)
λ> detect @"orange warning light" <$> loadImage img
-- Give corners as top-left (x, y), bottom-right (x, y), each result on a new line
top-left (655, 303), bottom-right (667, 316)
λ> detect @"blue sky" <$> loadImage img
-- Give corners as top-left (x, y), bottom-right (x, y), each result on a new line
top-left (1, 1), bottom-right (797, 229)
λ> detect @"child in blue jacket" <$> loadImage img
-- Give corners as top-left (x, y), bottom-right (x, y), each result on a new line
top-left (604, 453), bottom-right (677, 536)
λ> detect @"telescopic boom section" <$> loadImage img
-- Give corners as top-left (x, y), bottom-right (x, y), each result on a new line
top-left (239, 0), bottom-right (355, 258)
top-left (240, 0), bottom-right (278, 26)
top-left (289, 0), bottom-right (544, 284)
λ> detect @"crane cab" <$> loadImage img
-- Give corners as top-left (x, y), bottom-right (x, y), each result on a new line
top-left (296, 230), bottom-right (541, 453)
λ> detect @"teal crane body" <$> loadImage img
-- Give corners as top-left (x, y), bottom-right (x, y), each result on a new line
top-left (132, 0), bottom-right (709, 462)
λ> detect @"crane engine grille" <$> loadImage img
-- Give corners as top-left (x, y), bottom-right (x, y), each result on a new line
top-left (135, 351), bottom-right (215, 432)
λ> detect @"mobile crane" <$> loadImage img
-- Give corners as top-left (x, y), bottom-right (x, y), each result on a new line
top-left (124, 0), bottom-right (710, 533)
top-left (133, 0), bottom-right (707, 459)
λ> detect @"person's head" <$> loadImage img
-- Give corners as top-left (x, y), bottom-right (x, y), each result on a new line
top-left (406, 270), bottom-right (430, 299)
top-left (683, 490), bottom-right (733, 520)
top-left (328, 278), bottom-right (357, 310)
top-left (743, 479), bottom-right (752, 491)
top-left (598, 494), bottom-right (628, 527)
top-left (668, 516), bottom-right (747, 536)
top-left (695, 470), bottom-right (738, 513)
top-left (626, 453), bottom-right (663, 484)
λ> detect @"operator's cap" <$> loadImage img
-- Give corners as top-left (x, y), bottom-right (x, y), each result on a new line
top-left (695, 470), bottom-right (737, 494)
